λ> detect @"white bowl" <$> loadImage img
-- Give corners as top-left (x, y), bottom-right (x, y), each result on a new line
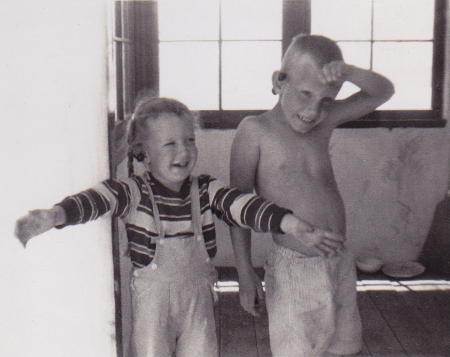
top-left (356, 257), bottom-right (383, 273)
top-left (381, 262), bottom-right (425, 278)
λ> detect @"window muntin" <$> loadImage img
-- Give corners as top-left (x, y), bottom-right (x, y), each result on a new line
top-left (311, 0), bottom-right (435, 111)
top-left (158, 0), bottom-right (282, 111)
top-left (157, 0), bottom-right (446, 128)
top-left (221, 41), bottom-right (281, 110)
top-left (159, 42), bottom-right (220, 110)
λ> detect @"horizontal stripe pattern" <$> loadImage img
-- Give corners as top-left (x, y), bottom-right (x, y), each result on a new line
top-left (56, 173), bottom-right (290, 267)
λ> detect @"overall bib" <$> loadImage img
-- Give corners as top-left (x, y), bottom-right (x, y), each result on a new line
top-left (130, 176), bottom-right (219, 357)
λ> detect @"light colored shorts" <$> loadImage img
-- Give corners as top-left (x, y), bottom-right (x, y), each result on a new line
top-left (264, 243), bottom-right (362, 357)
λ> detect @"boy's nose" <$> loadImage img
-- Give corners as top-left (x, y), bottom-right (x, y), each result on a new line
top-left (305, 102), bottom-right (321, 119)
top-left (176, 144), bottom-right (189, 157)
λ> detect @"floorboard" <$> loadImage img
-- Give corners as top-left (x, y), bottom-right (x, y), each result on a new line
top-left (215, 268), bottom-right (450, 357)
top-left (219, 292), bottom-right (258, 357)
top-left (254, 305), bottom-right (271, 357)
top-left (357, 288), bottom-right (407, 356)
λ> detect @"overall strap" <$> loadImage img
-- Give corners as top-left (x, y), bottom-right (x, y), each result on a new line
top-left (143, 172), bottom-right (165, 240)
top-left (189, 176), bottom-right (203, 239)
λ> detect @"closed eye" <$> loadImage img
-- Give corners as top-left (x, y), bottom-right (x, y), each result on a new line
top-left (164, 142), bottom-right (176, 147)
top-left (300, 90), bottom-right (311, 98)
top-left (321, 97), bottom-right (334, 106)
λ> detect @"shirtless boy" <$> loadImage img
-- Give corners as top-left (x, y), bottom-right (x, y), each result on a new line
top-left (230, 34), bottom-right (395, 356)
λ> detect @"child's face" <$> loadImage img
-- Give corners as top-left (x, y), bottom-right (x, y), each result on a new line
top-left (144, 113), bottom-right (197, 192)
top-left (278, 53), bottom-right (340, 134)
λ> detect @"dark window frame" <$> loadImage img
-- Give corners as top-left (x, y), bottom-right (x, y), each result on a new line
top-left (123, 0), bottom-right (448, 131)
top-left (117, 0), bottom-right (447, 129)
top-left (199, 0), bottom-right (447, 129)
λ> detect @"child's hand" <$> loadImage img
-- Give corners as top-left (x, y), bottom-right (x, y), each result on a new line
top-left (14, 207), bottom-right (64, 247)
top-left (303, 227), bottom-right (345, 257)
top-left (280, 214), bottom-right (345, 257)
top-left (319, 60), bottom-right (352, 87)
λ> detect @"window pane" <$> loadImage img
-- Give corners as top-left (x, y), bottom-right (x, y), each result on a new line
top-left (159, 42), bottom-right (219, 110)
top-left (311, 0), bottom-right (372, 41)
top-left (373, 0), bottom-right (435, 40)
top-left (158, 0), bottom-right (219, 41)
top-left (222, 41), bottom-right (281, 110)
top-left (335, 42), bottom-right (371, 100)
top-left (338, 41), bottom-right (371, 69)
top-left (373, 42), bottom-right (433, 110)
top-left (221, 0), bottom-right (282, 40)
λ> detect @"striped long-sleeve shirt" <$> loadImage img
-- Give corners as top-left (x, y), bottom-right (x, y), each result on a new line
top-left (56, 173), bottom-right (292, 268)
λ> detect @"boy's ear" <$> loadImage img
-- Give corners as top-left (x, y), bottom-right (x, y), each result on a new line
top-left (272, 70), bottom-right (283, 95)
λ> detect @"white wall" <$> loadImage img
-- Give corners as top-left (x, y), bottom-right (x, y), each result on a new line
top-left (194, 5), bottom-right (450, 268)
top-left (194, 126), bottom-right (450, 268)
top-left (0, 1), bottom-right (116, 356)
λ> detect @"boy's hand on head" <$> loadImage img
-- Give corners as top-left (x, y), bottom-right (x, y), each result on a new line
top-left (319, 60), bottom-right (352, 87)
top-left (14, 207), bottom-right (65, 248)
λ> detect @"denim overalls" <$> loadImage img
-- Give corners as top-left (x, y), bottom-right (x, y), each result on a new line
top-left (130, 175), bottom-right (219, 357)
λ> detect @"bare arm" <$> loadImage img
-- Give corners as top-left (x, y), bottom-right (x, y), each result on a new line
top-left (229, 117), bottom-right (264, 316)
top-left (321, 61), bottom-right (395, 127)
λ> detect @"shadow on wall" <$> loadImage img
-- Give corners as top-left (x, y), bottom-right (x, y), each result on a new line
top-left (419, 192), bottom-right (450, 277)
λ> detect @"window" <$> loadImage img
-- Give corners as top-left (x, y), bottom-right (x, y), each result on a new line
top-left (310, 0), bottom-right (447, 128)
top-left (112, 1), bottom-right (135, 121)
top-left (156, 0), bottom-right (447, 129)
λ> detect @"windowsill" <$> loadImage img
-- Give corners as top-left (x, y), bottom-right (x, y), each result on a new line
top-left (337, 119), bottom-right (447, 129)
top-left (199, 110), bottom-right (447, 130)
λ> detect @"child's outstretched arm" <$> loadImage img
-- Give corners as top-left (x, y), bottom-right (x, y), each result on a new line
top-left (15, 206), bottom-right (66, 247)
top-left (15, 178), bottom-right (140, 248)
top-left (321, 60), bottom-right (395, 127)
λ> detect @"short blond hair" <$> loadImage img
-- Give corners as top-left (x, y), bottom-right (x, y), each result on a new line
top-left (281, 34), bottom-right (343, 74)
top-left (126, 94), bottom-right (194, 176)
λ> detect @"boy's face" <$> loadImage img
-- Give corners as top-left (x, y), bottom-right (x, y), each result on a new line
top-left (277, 53), bottom-right (340, 134)
top-left (144, 113), bottom-right (197, 192)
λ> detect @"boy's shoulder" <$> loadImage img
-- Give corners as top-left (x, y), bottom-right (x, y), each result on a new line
top-left (237, 112), bottom-right (272, 134)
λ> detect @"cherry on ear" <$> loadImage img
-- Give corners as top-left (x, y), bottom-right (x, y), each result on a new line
top-left (136, 152), bottom-right (146, 162)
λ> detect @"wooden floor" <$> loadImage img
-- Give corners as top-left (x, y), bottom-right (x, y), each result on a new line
top-left (215, 268), bottom-right (450, 357)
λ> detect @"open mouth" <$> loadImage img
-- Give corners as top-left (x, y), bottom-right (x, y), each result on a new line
top-left (297, 115), bottom-right (314, 124)
top-left (172, 162), bottom-right (189, 169)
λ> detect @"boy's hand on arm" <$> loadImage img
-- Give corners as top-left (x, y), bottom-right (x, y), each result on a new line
top-left (14, 205), bottom-right (66, 247)
top-left (280, 214), bottom-right (345, 257)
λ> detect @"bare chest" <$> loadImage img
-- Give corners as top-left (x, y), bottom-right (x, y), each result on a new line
top-left (258, 131), bottom-right (333, 181)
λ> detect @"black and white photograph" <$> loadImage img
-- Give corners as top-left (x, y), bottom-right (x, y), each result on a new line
top-left (1, 1), bottom-right (449, 356)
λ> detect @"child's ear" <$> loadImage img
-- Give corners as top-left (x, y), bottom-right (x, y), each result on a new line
top-left (272, 70), bottom-right (284, 95)
top-left (129, 143), bottom-right (147, 162)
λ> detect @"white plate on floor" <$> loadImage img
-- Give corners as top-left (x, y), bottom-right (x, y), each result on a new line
top-left (381, 262), bottom-right (425, 278)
